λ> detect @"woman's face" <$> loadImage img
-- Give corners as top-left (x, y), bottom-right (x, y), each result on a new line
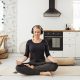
top-left (33, 27), bottom-right (41, 38)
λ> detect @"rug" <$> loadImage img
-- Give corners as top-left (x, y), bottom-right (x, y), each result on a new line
top-left (0, 66), bottom-right (80, 76)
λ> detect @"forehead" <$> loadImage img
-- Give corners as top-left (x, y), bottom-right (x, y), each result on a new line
top-left (33, 27), bottom-right (41, 31)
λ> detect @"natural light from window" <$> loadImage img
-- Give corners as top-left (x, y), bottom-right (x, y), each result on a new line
top-left (73, 0), bottom-right (80, 30)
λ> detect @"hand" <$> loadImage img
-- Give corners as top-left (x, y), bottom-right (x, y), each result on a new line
top-left (24, 64), bottom-right (34, 69)
top-left (47, 56), bottom-right (58, 63)
top-left (16, 60), bottom-right (22, 65)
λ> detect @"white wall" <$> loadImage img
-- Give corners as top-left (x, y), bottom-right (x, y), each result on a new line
top-left (0, 0), bottom-right (17, 53)
top-left (0, 1), bottom-right (3, 32)
top-left (17, 0), bottom-right (73, 52)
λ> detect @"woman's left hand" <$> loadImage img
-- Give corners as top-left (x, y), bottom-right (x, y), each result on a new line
top-left (47, 56), bottom-right (58, 63)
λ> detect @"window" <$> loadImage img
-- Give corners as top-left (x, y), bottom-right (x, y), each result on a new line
top-left (73, 0), bottom-right (80, 30)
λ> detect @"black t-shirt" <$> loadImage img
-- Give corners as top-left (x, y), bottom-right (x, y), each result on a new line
top-left (24, 39), bottom-right (50, 62)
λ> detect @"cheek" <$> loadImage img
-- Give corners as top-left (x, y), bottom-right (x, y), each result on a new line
top-left (34, 34), bottom-right (40, 36)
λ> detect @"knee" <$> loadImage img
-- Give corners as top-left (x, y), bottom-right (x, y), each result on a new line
top-left (16, 65), bottom-right (23, 72)
top-left (51, 63), bottom-right (58, 71)
top-left (16, 65), bottom-right (20, 72)
top-left (54, 63), bottom-right (58, 70)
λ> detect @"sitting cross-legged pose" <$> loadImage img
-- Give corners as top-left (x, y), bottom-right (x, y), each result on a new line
top-left (16, 25), bottom-right (58, 76)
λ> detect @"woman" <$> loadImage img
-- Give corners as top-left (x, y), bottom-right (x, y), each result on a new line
top-left (16, 25), bottom-right (58, 76)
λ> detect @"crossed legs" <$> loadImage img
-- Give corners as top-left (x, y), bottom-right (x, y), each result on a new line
top-left (16, 62), bottom-right (58, 76)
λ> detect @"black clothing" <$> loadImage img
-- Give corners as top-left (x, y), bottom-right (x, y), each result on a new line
top-left (24, 39), bottom-right (50, 62)
top-left (16, 39), bottom-right (58, 75)
top-left (16, 62), bottom-right (58, 75)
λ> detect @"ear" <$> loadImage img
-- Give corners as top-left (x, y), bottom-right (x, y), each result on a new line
top-left (31, 28), bottom-right (33, 34)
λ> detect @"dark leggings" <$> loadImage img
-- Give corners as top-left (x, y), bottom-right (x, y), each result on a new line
top-left (16, 62), bottom-right (58, 75)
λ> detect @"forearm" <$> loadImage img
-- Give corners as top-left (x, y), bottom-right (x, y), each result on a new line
top-left (17, 56), bottom-right (27, 63)
top-left (47, 55), bottom-right (58, 63)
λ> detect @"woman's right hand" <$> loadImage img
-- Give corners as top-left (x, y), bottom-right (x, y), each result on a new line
top-left (16, 56), bottom-right (27, 65)
top-left (16, 60), bottom-right (22, 65)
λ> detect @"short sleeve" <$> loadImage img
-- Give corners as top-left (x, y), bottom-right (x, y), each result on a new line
top-left (24, 40), bottom-right (30, 58)
top-left (44, 40), bottom-right (50, 57)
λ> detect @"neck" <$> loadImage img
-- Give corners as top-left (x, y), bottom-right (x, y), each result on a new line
top-left (32, 37), bottom-right (42, 43)
top-left (33, 37), bottom-right (40, 40)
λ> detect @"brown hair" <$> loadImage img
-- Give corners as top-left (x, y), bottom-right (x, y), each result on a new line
top-left (31, 25), bottom-right (43, 34)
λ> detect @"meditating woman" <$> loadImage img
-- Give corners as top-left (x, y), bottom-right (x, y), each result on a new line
top-left (16, 25), bottom-right (58, 76)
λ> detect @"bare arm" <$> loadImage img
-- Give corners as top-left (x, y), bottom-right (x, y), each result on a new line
top-left (16, 56), bottom-right (28, 65)
top-left (47, 55), bottom-right (58, 63)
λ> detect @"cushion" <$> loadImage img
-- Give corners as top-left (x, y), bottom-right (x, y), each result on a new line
top-left (46, 57), bottom-right (75, 66)
top-left (56, 57), bottom-right (76, 66)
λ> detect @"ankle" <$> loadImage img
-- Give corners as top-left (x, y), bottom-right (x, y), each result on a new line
top-left (40, 72), bottom-right (51, 76)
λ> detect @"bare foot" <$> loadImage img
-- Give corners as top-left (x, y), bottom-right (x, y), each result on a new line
top-left (30, 65), bottom-right (34, 69)
top-left (50, 71), bottom-right (54, 76)
top-left (24, 64), bottom-right (34, 69)
top-left (40, 72), bottom-right (51, 76)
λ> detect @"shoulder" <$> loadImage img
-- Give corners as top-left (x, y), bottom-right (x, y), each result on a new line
top-left (26, 39), bottom-right (32, 44)
top-left (42, 39), bottom-right (48, 44)
top-left (42, 39), bottom-right (47, 42)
